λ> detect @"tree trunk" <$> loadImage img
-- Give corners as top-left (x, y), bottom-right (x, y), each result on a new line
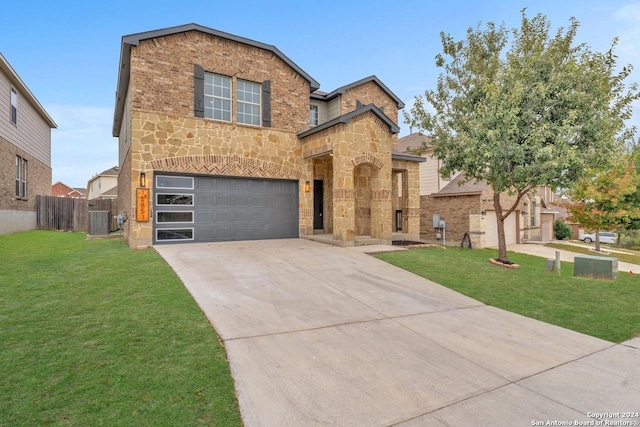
top-left (493, 191), bottom-right (509, 263)
top-left (595, 227), bottom-right (601, 252)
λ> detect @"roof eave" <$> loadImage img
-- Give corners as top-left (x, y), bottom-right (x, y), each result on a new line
top-left (318, 75), bottom-right (405, 109)
top-left (297, 104), bottom-right (399, 139)
top-left (0, 53), bottom-right (57, 129)
top-left (392, 153), bottom-right (426, 162)
top-left (113, 23), bottom-right (320, 137)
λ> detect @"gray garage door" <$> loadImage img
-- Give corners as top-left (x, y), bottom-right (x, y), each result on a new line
top-left (153, 174), bottom-right (299, 244)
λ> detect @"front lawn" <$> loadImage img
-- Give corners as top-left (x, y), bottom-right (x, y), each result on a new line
top-left (546, 242), bottom-right (640, 265)
top-left (375, 247), bottom-right (640, 343)
top-left (0, 231), bottom-right (241, 426)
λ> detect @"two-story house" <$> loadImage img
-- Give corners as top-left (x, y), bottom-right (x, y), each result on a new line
top-left (86, 166), bottom-right (118, 200)
top-left (112, 24), bottom-right (423, 248)
top-left (52, 181), bottom-right (85, 198)
top-left (0, 53), bottom-right (57, 235)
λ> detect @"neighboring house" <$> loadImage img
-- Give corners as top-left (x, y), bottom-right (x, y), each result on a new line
top-left (0, 53), bottom-right (57, 235)
top-left (397, 133), bottom-right (458, 195)
top-left (52, 181), bottom-right (85, 198)
top-left (420, 173), bottom-right (551, 248)
top-left (113, 23), bottom-right (423, 248)
top-left (87, 166), bottom-right (118, 200)
top-left (398, 134), bottom-right (557, 248)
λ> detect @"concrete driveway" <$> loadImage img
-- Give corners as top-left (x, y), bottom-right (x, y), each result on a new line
top-left (156, 239), bottom-right (640, 427)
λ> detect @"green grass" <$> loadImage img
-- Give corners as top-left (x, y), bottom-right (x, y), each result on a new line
top-left (547, 242), bottom-right (640, 265)
top-left (0, 231), bottom-right (241, 427)
top-left (375, 247), bottom-right (640, 343)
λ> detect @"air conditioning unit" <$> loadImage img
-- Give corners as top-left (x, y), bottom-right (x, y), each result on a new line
top-left (89, 211), bottom-right (110, 235)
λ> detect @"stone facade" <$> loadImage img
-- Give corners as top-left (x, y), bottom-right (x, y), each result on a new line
top-left (114, 24), bottom-right (421, 247)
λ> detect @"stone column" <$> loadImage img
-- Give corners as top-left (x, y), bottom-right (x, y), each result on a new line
top-left (404, 164), bottom-right (421, 239)
top-left (371, 166), bottom-right (392, 243)
top-left (332, 150), bottom-right (356, 245)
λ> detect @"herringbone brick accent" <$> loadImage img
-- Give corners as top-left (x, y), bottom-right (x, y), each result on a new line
top-left (333, 188), bottom-right (355, 200)
top-left (372, 190), bottom-right (391, 201)
top-left (352, 152), bottom-right (384, 169)
top-left (300, 208), bottom-right (313, 219)
top-left (149, 155), bottom-right (302, 180)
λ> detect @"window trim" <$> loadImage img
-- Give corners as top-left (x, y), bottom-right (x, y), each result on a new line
top-left (155, 175), bottom-right (194, 190)
top-left (10, 87), bottom-right (18, 125)
top-left (236, 79), bottom-right (261, 126)
top-left (156, 228), bottom-right (195, 241)
top-left (156, 211), bottom-right (195, 224)
top-left (204, 72), bottom-right (232, 122)
top-left (155, 193), bottom-right (195, 206)
top-left (530, 201), bottom-right (536, 227)
top-left (310, 104), bottom-right (319, 126)
top-left (15, 155), bottom-right (27, 199)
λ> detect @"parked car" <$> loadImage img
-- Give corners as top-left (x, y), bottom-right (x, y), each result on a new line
top-left (578, 232), bottom-right (616, 244)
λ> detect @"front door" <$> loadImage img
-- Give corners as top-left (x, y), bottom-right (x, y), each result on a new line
top-left (313, 179), bottom-right (323, 230)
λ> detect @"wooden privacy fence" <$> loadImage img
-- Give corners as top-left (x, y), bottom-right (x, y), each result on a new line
top-left (36, 196), bottom-right (117, 232)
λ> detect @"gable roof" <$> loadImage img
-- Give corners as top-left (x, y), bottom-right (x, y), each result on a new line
top-left (311, 75), bottom-right (405, 109)
top-left (397, 133), bottom-right (431, 154)
top-left (297, 104), bottom-right (399, 139)
top-left (433, 172), bottom-right (489, 197)
top-left (99, 166), bottom-right (119, 176)
top-left (113, 23), bottom-right (320, 136)
top-left (0, 53), bottom-right (57, 129)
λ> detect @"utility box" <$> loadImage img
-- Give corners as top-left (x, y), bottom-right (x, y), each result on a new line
top-left (574, 255), bottom-right (618, 280)
top-left (89, 211), bottom-right (110, 235)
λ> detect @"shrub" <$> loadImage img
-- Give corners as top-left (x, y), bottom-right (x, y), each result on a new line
top-left (554, 219), bottom-right (572, 240)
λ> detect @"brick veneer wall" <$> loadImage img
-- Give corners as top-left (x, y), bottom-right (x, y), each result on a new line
top-left (421, 193), bottom-right (482, 245)
top-left (129, 31), bottom-right (310, 133)
top-left (0, 135), bottom-right (51, 212)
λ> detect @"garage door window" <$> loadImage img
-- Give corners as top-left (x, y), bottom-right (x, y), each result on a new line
top-left (156, 194), bottom-right (194, 205)
top-left (157, 211), bottom-right (194, 223)
top-left (157, 228), bottom-right (194, 241)
top-left (156, 176), bottom-right (194, 189)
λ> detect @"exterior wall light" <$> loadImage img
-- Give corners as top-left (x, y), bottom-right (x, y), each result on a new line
top-left (139, 172), bottom-right (147, 188)
top-left (304, 181), bottom-right (311, 192)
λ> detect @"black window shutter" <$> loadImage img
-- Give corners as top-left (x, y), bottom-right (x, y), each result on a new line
top-left (262, 80), bottom-right (271, 127)
top-left (194, 64), bottom-right (204, 118)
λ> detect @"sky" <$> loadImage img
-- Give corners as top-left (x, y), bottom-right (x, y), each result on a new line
top-left (2, 0), bottom-right (640, 187)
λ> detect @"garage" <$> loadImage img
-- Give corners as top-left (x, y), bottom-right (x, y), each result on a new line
top-left (153, 174), bottom-right (299, 244)
top-left (485, 211), bottom-right (518, 248)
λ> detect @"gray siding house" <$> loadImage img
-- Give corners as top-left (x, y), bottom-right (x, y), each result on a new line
top-left (0, 53), bottom-right (57, 234)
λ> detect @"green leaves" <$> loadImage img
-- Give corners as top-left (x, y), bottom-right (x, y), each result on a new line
top-left (405, 9), bottom-right (639, 262)
top-left (407, 10), bottom-right (639, 193)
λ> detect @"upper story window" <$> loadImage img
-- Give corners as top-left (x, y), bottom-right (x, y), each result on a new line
top-left (204, 73), bottom-right (231, 121)
top-left (15, 155), bottom-right (27, 199)
top-left (236, 79), bottom-right (261, 126)
top-left (310, 105), bottom-right (319, 126)
top-left (10, 88), bottom-right (18, 125)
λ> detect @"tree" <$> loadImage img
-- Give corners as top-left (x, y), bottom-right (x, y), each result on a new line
top-left (406, 10), bottom-right (639, 263)
top-left (554, 219), bottom-right (572, 240)
top-left (566, 151), bottom-right (640, 251)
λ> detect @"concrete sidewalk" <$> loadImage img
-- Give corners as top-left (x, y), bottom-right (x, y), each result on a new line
top-left (156, 239), bottom-right (640, 427)
top-left (508, 243), bottom-right (640, 274)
